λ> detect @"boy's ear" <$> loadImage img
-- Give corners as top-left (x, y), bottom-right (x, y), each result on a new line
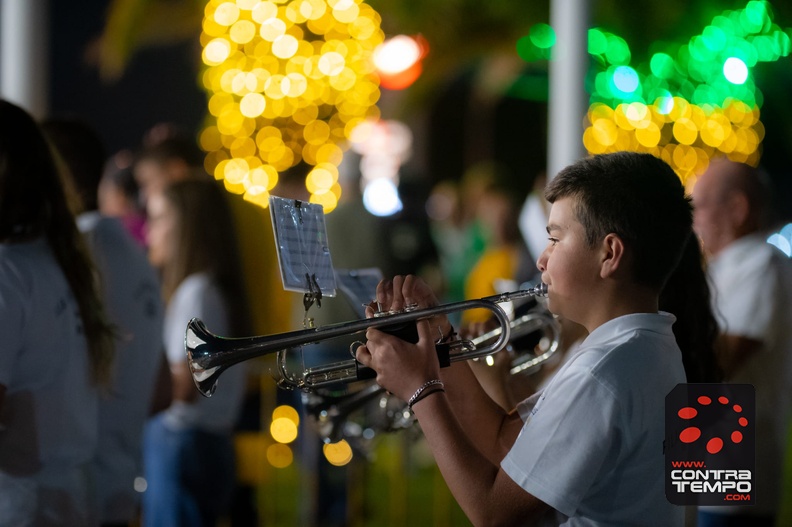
top-left (599, 233), bottom-right (625, 279)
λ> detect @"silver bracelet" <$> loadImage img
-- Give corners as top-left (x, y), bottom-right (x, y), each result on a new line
top-left (407, 379), bottom-right (444, 409)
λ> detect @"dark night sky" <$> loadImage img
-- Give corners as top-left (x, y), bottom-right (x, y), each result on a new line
top-left (46, 1), bottom-right (792, 219)
top-left (49, 0), bottom-right (206, 155)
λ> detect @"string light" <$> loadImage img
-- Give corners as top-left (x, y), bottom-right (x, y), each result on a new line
top-left (518, 0), bottom-right (790, 180)
top-left (200, 0), bottom-right (385, 212)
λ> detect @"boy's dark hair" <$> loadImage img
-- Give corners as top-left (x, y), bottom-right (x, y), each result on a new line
top-left (545, 151), bottom-right (692, 290)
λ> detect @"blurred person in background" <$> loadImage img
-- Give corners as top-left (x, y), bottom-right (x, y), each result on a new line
top-left (692, 158), bottom-right (792, 527)
top-left (142, 179), bottom-right (251, 527)
top-left (462, 183), bottom-right (534, 325)
top-left (99, 159), bottom-right (148, 248)
top-left (132, 132), bottom-right (209, 206)
top-left (426, 164), bottom-right (493, 310)
top-left (42, 116), bottom-right (166, 527)
top-left (0, 99), bottom-right (115, 525)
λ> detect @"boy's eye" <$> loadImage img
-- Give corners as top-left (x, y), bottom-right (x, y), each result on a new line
top-left (548, 237), bottom-right (559, 246)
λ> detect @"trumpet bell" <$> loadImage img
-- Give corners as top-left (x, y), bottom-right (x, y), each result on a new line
top-left (186, 319), bottom-right (226, 397)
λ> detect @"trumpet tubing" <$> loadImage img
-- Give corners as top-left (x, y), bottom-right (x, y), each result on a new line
top-left (472, 310), bottom-right (561, 375)
top-left (186, 284), bottom-right (548, 397)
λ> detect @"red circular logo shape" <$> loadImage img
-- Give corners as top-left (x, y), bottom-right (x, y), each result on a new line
top-left (677, 394), bottom-right (748, 454)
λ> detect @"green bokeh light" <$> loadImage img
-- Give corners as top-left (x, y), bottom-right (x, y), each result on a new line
top-left (605, 34), bottom-right (631, 65)
top-left (588, 28), bottom-right (608, 55)
top-left (650, 53), bottom-right (676, 79)
top-left (530, 23), bottom-right (556, 49)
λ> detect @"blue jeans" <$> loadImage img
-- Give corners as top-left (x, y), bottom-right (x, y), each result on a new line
top-left (697, 510), bottom-right (775, 527)
top-left (142, 414), bottom-right (236, 527)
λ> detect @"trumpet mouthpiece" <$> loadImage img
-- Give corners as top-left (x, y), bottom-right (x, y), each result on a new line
top-left (531, 283), bottom-right (548, 297)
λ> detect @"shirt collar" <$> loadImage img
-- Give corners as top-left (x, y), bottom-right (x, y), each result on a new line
top-left (583, 311), bottom-right (676, 349)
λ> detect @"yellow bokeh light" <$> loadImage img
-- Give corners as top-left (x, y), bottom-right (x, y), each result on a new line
top-left (225, 177), bottom-right (247, 194)
top-left (260, 17), bottom-right (287, 41)
top-left (624, 102), bottom-right (649, 128)
top-left (270, 146), bottom-right (295, 170)
top-left (700, 119), bottom-right (726, 147)
top-left (672, 118), bottom-right (698, 145)
top-left (252, 1), bottom-right (278, 23)
top-left (217, 110), bottom-right (245, 135)
top-left (272, 404), bottom-right (300, 425)
top-left (200, 126), bottom-right (223, 151)
top-left (315, 143), bottom-right (343, 165)
top-left (329, 67), bottom-right (357, 91)
top-left (583, 128), bottom-right (607, 154)
top-left (591, 119), bottom-right (618, 146)
top-left (230, 20), bottom-right (257, 44)
top-left (266, 443), bottom-right (294, 468)
top-left (247, 164), bottom-right (279, 192)
top-left (270, 417), bottom-right (298, 444)
top-left (612, 106), bottom-right (634, 131)
top-left (201, 0), bottom-right (383, 209)
top-left (668, 97), bottom-right (691, 122)
top-left (672, 145), bottom-right (698, 172)
top-left (214, 2), bottom-right (241, 26)
top-left (583, 96), bottom-right (764, 181)
top-left (257, 135), bottom-right (284, 153)
top-left (240, 92), bottom-right (267, 117)
top-left (230, 136), bottom-right (257, 158)
top-left (306, 167), bottom-right (336, 192)
top-left (304, 119), bottom-right (331, 144)
top-left (283, 73), bottom-right (308, 97)
top-left (244, 190), bottom-right (271, 208)
top-left (224, 157), bottom-right (250, 184)
top-left (349, 16), bottom-right (375, 40)
top-left (322, 439), bottom-right (353, 466)
top-left (635, 122), bottom-right (661, 148)
top-left (318, 51), bottom-right (345, 76)
top-left (332, 2), bottom-right (359, 23)
top-left (301, 0), bottom-right (327, 20)
top-left (203, 38), bottom-right (233, 65)
top-left (203, 17), bottom-right (228, 38)
top-left (272, 34), bottom-right (300, 59)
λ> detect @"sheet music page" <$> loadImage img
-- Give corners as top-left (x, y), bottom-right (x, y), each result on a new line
top-left (269, 195), bottom-right (337, 296)
top-left (334, 268), bottom-right (383, 319)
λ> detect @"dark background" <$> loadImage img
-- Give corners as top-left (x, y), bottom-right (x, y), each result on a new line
top-left (49, 0), bottom-right (206, 154)
top-left (46, 0), bottom-right (792, 220)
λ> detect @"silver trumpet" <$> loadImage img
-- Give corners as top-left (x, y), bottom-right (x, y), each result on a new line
top-left (304, 302), bottom-right (561, 450)
top-left (472, 308), bottom-right (561, 375)
top-left (185, 284), bottom-right (548, 397)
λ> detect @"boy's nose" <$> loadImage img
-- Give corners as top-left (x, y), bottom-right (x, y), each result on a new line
top-left (536, 252), bottom-right (547, 273)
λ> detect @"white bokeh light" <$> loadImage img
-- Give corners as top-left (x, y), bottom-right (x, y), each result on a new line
top-left (373, 36), bottom-right (421, 74)
top-left (723, 57), bottom-right (748, 85)
top-left (363, 178), bottom-right (402, 216)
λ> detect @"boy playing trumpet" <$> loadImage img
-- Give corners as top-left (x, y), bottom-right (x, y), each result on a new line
top-left (356, 151), bottom-right (692, 525)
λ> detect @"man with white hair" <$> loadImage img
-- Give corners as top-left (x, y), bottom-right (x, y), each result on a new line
top-left (692, 158), bottom-right (792, 527)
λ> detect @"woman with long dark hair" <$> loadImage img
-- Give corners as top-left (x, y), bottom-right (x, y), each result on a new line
top-left (142, 178), bottom-right (251, 526)
top-left (0, 99), bottom-right (115, 524)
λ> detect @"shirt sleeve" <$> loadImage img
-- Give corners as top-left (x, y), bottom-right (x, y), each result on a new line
top-left (715, 251), bottom-right (777, 340)
top-left (165, 276), bottom-right (228, 365)
top-left (0, 273), bottom-right (25, 387)
top-left (501, 364), bottom-right (622, 517)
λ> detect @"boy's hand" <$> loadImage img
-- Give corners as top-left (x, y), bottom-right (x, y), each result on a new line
top-left (365, 275), bottom-right (452, 339)
top-left (357, 275), bottom-right (448, 401)
top-left (356, 319), bottom-right (441, 402)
